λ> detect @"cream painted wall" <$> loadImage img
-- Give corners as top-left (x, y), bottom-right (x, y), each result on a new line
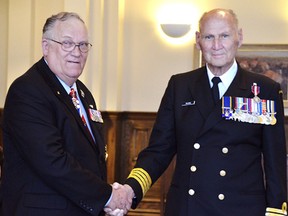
top-left (0, 0), bottom-right (8, 107)
top-left (120, 0), bottom-right (288, 111)
top-left (1, 0), bottom-right (288, 112)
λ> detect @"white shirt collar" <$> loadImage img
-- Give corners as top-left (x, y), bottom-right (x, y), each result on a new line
top-left (207, 59), bottom-right (238, 89)
top-left (44, 58), bottom-right (78, 95)
top-left (57, 76), bottom-right (77, 95)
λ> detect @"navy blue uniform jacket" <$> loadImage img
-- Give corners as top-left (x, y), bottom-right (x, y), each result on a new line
top-left (0, 58), bottom-right (111, 216)
top-left (127, 65), bottom-right (287, 216)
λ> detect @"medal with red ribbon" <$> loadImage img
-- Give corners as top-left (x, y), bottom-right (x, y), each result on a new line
top-left (251, 83), bottom-right (261, 103)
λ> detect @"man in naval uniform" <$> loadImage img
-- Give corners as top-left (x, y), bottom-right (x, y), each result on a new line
top-left (124, 8), bottom-right (287, 216)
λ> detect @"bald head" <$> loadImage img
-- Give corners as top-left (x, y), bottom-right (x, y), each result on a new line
top-left (199, 9), bottom-right (239, 32)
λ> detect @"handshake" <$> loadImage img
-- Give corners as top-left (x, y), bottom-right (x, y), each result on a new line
top-left (104, 182), bottom-right (135, 216)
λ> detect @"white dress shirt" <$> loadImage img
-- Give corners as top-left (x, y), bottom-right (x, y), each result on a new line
top-left (207, 59), bottom-right (238, 99)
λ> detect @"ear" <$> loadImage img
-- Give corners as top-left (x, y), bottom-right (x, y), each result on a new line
top-left (195, 31), bottom-right (201, 50)
top-left (237, 28), bottom-right (243, 48)
top-left (42, 39), bottom-right (49, 56)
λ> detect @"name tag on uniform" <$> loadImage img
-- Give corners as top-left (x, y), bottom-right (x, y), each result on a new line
top-left (89, 109), bottom-right (104, 123)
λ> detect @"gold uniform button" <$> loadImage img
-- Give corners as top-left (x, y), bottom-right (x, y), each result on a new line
top-left (188, 189), bottom-right (195, 196)
top-left (220, 170), bottom-right (226, 176)
top-left (222, 147), bottom-right (228, 154)
top-left (190, 166), bottom-right (197, 172)
top-left (218, 194), bottom-right (225, 200)
top-left (194, 143), bottom-right (200, 149)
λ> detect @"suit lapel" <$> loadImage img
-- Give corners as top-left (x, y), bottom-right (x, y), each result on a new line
top-left (77, 84), bottom-right (105, 155)
top-left (224, 67), bottom-right (251, 98)
top-left (74, 86), bottom-right (96, 145)
top-left (37, 59), bottom-right (80, 120)
top-left (191, 68), bottom-right (215, 118)
top-left (37, 58), bottom-right (99, 152)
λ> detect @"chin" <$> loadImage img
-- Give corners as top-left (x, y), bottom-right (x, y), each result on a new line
top-left (209, 61), bottom-right (225, 67)
top-left (68, 71), bottom-right (82, 78)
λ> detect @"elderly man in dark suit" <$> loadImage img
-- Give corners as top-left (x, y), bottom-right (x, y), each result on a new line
top-left (124, 8), bottom-right (287, 216)
top-left (0, 12), bottom-right (133, 216)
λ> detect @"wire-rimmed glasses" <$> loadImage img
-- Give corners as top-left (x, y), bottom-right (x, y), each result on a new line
top-left (46, 38), bottom-right (92, 53)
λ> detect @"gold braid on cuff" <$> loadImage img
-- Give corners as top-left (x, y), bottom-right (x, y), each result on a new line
top-left (128, 168), bottom-right (152, 196)
top-left (266, 202), bottom-right (287, 216)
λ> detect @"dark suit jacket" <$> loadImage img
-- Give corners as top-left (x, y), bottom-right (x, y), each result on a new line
top-left (0, 58), bottom-right (111, 216)
top-left (127, 65), bottom-right (287, 216)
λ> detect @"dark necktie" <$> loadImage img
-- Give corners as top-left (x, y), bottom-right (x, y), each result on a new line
top-left (211, 77), bottom-right (222, 104)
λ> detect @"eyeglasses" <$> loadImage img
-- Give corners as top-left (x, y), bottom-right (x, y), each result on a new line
top-left (46, 38), bottom-right (92, 53)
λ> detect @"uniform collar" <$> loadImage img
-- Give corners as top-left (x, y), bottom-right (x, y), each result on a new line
top-left (207, 59), bottom-right (238, 89)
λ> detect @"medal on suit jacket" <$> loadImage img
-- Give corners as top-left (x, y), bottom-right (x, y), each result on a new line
top-left (222, 84), bottom-right (277, 125)
top-left (89, 108), bottom-right (104, 123)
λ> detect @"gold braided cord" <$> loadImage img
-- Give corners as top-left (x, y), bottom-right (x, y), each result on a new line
top-left (129, 173), bottom-right (146, 195)
top-left (130, 168), bottom-right (152, 186)
top-left (128, 170), bottom-right (146, 195)
top-left (128, 168), bottom-right (151, 194)
top-left (265, 213), bottom-right (286, 216)
top-left (266, 202), bottom-right (287, 216)
top-left (128, 168), bottom-right (152, 195)
top-left (283, 203), bottom-right (287, 212)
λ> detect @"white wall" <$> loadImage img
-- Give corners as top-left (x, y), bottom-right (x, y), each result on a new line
top-left (1, 0), bottom-right (288, 112)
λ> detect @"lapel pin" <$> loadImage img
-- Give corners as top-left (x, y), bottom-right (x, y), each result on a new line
top-left (80, 89), bottom-right (85, 98)
top-left (89, 109), bottom-right (104, 123)
top-left (181, 101), bottom-right (195, 106)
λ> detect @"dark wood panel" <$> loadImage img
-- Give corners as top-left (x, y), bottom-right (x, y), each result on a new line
top-left (101, 111), bottom-right (122, 184)
top-left (102, 112), bottom-right (176, 215)
top-left (0, 108), bottom-right (287, 215)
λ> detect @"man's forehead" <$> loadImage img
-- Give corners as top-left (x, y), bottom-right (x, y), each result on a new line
top-left (54, 19), bottom-right (87, 34)
top-left (200, 16), bottom-right (235, 32)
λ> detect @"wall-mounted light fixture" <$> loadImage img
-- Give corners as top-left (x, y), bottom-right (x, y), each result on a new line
top-left (157, 3), bottom-right (199, 44)
top-left (160, 24), bottom-right (192, 38)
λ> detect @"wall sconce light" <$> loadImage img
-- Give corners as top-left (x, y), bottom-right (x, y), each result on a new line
top-left (160, 24), bottom-right (192, 38)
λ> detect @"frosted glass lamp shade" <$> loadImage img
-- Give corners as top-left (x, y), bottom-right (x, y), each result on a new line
top-left (160, 24), bottom-right (191, 38)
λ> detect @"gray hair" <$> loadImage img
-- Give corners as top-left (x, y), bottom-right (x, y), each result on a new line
top-left (42, 12), bottom-right (85, 38)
